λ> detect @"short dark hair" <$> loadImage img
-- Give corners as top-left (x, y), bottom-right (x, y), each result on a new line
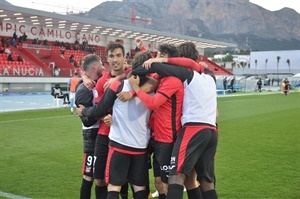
top-left (158, 43), bottom-right (179, 58)
top-left (131, 51), bottom-right (152, 69)
top-left (81, 54), bottom-right (101, 72)
top-left (106, 42), bottom-right (125, 56)
top-left (177, 42), bottom-right (199, 61)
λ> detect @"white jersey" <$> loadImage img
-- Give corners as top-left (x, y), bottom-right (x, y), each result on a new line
top-left (109, 80), bottom-right (152, 149)
top-left (181, 71), bottom-right (217, 126)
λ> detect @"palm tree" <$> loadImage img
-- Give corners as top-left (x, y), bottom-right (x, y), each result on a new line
top-left (277, 56), bottom-right (281, 83)
top-left (255, 59), bottom-right (257, 75)
top-left (287, 59), bottom-right (290, 75)
top-left (265, 59), bottom-right (268, 75)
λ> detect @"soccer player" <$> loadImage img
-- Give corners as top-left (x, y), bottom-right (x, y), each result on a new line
top-left (77, 51), bottom-right (157, 199)
top-left (69, 71), bottom-right (80, 114)
top-left (132, 42), bottom-right (218, 199)
top-left (128, 43), bottom-right (183, 199)
top-left (282, 78), bottom-right (290, 96)
top-left (88, 42), bottom-right (128, 199)
top-left (75, 54), bottom-right (105, 199)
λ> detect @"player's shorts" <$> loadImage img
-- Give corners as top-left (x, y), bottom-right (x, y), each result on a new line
top-left (154, 141), bottom-right (174, 183)
top-left (93, 134), bottom-right (109, 180)
top-left (81, 151), bottom-right (95, 177)
top-left (169, 124), bottom-right (218, 183)
top-left (105, 146), bottom-right (149, 187)
top-left (81, 128), bottom-right (98, 176)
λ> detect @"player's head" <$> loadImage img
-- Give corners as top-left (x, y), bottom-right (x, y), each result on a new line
top-left (157, 43), bottom-right (179, 58)
top-left (177, 42), bottom-right (199, 61)
top-left (131, 51), bottom-right (152, 85)
top-left (106, 42), bottom-right (125, 72)
top-left (55, 84), bottom-right (60, 89)
top-left (81, 54), bottom-right (104, 80)
top-left (131, 51), bottom-right (152, 70)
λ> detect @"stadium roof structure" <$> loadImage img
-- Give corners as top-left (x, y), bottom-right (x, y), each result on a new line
top-left (0, 3), bottom-right (237, 49)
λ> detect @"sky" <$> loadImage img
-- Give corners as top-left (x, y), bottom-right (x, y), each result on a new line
top-left (5, 0), bottom-right (300, 14)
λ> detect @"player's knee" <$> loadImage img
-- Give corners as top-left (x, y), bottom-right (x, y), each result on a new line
top-left (83, 175), bottom-right (93, 182)
top-left (95, 179), bottom-right (106, 186)
top-left (199, 178), bottom-right (215, 191)
top-left (168, 173), bottom-right (186, 185)
top-left (132, 184), bottom-right (146, 192)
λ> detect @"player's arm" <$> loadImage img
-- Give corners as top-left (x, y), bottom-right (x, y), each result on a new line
top-left (79, 82), bottom-right (120, 118)
top-left (132, 63), bottom-right (189, 82)
top-left (75, 84), bottom-right (98, 127)
top-left (167, 57), bottom-right (202, 72)
top-left (129, 76), bottom-right (179, 110)
top-left (117, 76), bottom-right (158, 101)
top-left (103, 73), bottom-right (127, 90)
top-left (143, 57), bottom-right (202, 72)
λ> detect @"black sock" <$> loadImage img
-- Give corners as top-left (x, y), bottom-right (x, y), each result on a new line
top-left (107, 191), bottom-right (119, 199)
top-left (202, 190), bottom-right (218, 199)
top-left (134, 190), bottom-right (148, 199)
top-left (120, 183), bottom-right (128, 199)
top-left (187, 186), bottom-right (202, 199)
top-left (159, 193), bottom-right (166, 199)
top-left (95, 185), bottom-right (107, 199)
top-left (166, 184), bottom-right (184, 199)
top-left (80, 179), bottom-right (93, 199)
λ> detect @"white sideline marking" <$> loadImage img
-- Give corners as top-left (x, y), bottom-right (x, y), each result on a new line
top-left (0, 191), bottom-right (32, 199)
top-left (0, 115), bottom-right (73, 124)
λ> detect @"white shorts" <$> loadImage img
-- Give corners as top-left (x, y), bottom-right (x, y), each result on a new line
top-left (70, 92), bottom-right (76, 100)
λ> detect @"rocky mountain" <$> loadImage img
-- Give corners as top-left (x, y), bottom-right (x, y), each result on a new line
top-left (81, 0), bottom-right (300, 51)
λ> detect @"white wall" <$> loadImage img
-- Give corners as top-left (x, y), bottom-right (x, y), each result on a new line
top-left (250, 50), bottom-right (300, 71)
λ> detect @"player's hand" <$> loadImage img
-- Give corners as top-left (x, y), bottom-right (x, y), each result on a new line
top-left (143, 58), bottom-right (166, 69)
top-left (83, 75), bottom-right (95, 89)
top-left (103, 114), bottom-right (112, 126)
top-left (76, 104), bottom-right (85, 116)
top-left (143, 58), bottom-right (156, 69)
top-left (128, 75), bottom-right (140, 89)
top-left (103, 77), bottom-right (118, 91)
top-left (117, 91), bottom-right (133, 102)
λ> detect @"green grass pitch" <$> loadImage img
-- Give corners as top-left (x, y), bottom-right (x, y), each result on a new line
top-left (0, 92), bottom-right (299, 199)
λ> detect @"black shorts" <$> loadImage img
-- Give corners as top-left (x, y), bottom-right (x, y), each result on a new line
top-left (169, 125), bottom-right (218, 183)
top-left (81, 152), bottom-right (95, 177)
top-left (154, 141), bottom-right (174, 183)
top-left (93, 134), bottom-right (109, 180)
top-left (81, 128), bottom-right (98, 176)
top-left (105, 146), bottom-right (149, 187)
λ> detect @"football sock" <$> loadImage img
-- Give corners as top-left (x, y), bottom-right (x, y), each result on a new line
top-left (187, 186), bottom-right (202, 199)
top-left (202, 189), bottom-right (218, 199)
top-left (95, 185), bottom-right (107, 199)
top-left (80, 179), bottom-right (93, 199)
top-left (166, 184), bottom-right (184, 199)
top-left (106, 191), bottom-right (119, 199)
top-left (120, 183), bottom-right (128, 199)
top-left (134, 190), bottom-right (148, 199)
